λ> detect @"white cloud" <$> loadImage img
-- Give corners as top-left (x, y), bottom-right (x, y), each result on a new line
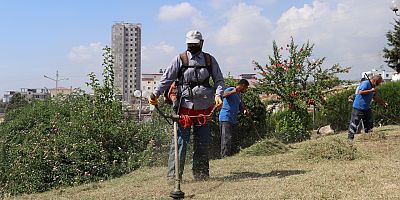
top-left (208, 0), bottom-right (239, 9)
top-left (211, 3), bottom-right (273, 75)
top-left (67, 42), bottom-right (104, 65)
top-left (158, 2), bottom-right (207, 29)
top-left (272, 0), bottom-right (393, 79)
top-left (141, 42), bottom-right (178, 73)
top-left (158, 2), bottom-right (197, 21)
top-left (215, 3), bottom-right (273, 46)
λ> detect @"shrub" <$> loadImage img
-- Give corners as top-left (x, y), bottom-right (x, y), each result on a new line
top-left (0, 47), bottom-right (171, 196)
top-left (325, 81), bottom-right (400, 132)
top-left (325, 88), bottom-right (355, 132)
top-left (240, 138), bottom-right (288, 156)
top-left (0, 94), bottom-right (170, 196)
top-left (274, 109), bottom-right (311, 143)
top-left (299, 137), bottom-right (359, 161)
top-left (371, 81), bottom-right (400, 125)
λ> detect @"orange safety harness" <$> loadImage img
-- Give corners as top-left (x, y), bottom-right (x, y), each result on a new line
top-left (178, 106), bottom-right (214, 129)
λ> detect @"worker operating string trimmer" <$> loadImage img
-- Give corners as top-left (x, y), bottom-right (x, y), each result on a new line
top-left (347, 74), bottom-right (389, 140)
top-left (148, 30), bottom-right (225, 199)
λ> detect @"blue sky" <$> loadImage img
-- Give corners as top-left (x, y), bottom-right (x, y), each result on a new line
top-left (0, 0), bottom-right (396, 97)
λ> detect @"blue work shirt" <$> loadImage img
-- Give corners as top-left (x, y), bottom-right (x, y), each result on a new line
top-left (219, 87), bottom-right (244, 124)
top-left (353, 80), bottom-right (375, 110)
top-left (154, 51), bottom-right (224, 110)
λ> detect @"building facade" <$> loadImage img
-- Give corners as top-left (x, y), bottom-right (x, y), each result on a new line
top-left (48, 87), bottom-right (73, 97)
top-left (141, 73), bottom-right (163, 97)
top-left (3, 88), bottom-right (50, 103)
top-left (112, 22), bottom-right (142, 103)
top-left (361, 69), bottom-right (396, 82)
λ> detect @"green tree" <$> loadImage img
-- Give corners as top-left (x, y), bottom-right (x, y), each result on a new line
top-left (5, 93), bottom-right (28, 113)
top-left (383, 19), bottom-right (400, 73)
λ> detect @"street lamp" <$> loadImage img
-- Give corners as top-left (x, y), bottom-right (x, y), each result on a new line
top-left (391, 0), bottom-right (400, 16)
top-left (134, 90), bottom-right (142, 121)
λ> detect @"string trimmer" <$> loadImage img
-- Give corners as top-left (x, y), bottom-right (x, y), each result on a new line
top-left (154, 105), bottom-right (216, 199)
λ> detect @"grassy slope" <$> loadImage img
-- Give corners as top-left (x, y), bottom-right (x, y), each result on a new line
top-left (10, 125), bottom-right (400, 200)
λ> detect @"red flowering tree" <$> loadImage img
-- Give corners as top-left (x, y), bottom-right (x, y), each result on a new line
top-left (253, 38), bottom-right (349, 111)
top-left (253, 38), bottom-right (349, 143)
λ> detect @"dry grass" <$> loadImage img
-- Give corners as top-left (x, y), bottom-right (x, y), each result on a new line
top-left (9, 125), bottom-right (400, 200)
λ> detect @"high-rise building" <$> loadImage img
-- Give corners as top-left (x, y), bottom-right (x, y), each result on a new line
top-left (111, 22), bottom-right (142, 103)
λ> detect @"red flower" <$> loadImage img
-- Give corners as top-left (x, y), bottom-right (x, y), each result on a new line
top-left (262, 71), bottom-right (266, 75)
top-left (300, 48), bottom-right (303, 52)
top-left (271, 65), bottom-right (274, 69)
top-left (288, 103), bottom-right (294, 109)
top-left (290, 92), bottom-right (297, 97)
top-left (284, 68), bottom-right (287, 72)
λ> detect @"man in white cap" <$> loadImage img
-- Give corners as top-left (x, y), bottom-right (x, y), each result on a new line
top-left (149, 30), bottom-right (224, 181)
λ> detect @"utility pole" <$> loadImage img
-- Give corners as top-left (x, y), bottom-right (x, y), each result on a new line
top-left (44, 70), bottom-right (69, 91)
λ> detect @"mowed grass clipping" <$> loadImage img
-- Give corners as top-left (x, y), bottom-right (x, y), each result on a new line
top-left (298, 137), bottom-right (359, 161)
top-left (240, 138), bottom-right (288, 156)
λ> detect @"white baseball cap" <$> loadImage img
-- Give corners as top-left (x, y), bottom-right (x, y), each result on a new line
top-left (185, 30), bottom-right (203, 43)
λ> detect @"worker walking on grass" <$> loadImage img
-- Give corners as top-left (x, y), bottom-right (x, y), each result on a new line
top-left (148, 30), bottom-right (224, 181)
top-left (219, 79), bottom-right (249, 157)
top-left (348, 77), bottom-right (366, 134)
top-left (348, 74), bottom-right (388, 140)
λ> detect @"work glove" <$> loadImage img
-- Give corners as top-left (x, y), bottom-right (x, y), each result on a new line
top-left (215, 96), bottom-right (222, 110)
top-left (148, 93), bottom-right (158, 106)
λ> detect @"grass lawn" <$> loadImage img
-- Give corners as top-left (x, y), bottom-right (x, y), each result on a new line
top-left (10, 125), bottom-right (400, 200)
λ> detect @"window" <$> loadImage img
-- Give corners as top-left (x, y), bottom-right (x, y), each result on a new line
top-left (386, 74), bottom-right (389, 77)
top-left (148, 87), bottom-right (151, 90)
top-left (148, 81), bottom-right (150, 84)
top-left (154, 82), bottom-right (156, 84)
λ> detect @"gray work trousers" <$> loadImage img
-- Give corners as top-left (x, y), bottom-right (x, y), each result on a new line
top-left (220, 121), bottom-right (239, 158)
top-left (348, 108), bottom-right (373, 140)
top-left (167, 121), bottom-right (210, 180)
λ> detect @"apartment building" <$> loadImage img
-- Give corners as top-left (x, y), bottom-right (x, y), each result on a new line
top-left (111, 22), bottom-right (142, 103)
top-left (3, 88), bottom-right (50, 103)
top-left (141, 73), bottom-right (163, 97)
